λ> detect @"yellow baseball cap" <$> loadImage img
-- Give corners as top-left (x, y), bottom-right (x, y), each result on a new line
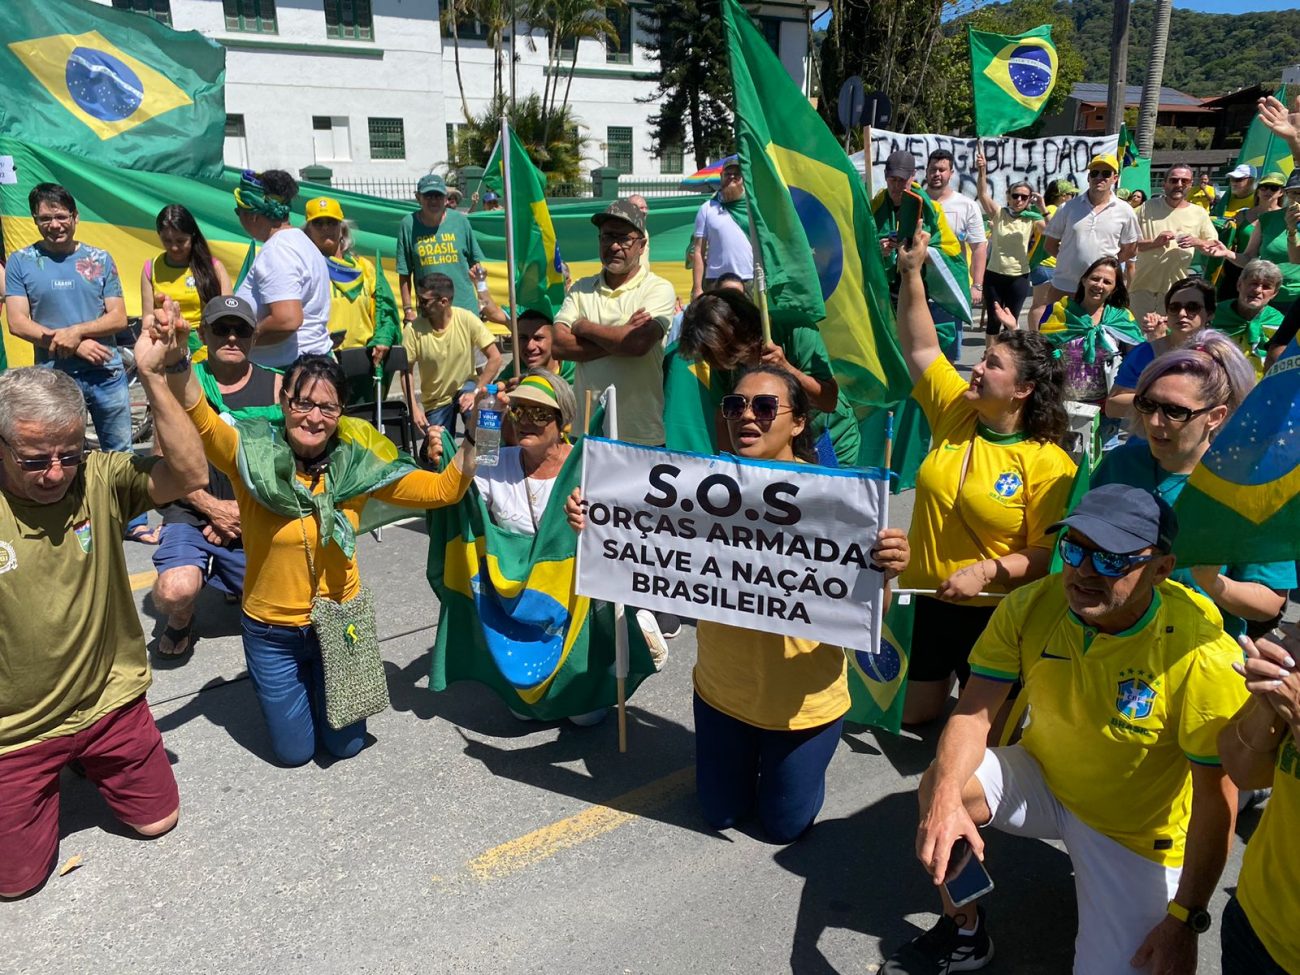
top-left (1087, 154), bottom-right (1120, 174)
top-left (306, 196), bottom-right (345, 222)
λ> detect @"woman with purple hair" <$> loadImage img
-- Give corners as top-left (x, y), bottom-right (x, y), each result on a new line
top-left (1093, 329), bottom-right (1294, 638)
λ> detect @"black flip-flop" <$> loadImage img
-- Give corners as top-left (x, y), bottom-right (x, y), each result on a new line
top-left (157, 621), bottom-right (194, 658)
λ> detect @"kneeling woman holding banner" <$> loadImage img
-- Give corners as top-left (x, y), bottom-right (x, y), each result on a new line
top-left (893, 231), bottom-right (1076, 727)
top-left (567, 365), bottom-right (910, 843)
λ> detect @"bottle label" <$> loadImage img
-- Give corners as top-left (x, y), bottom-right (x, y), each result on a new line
top-left (478, 409), bottom-right (503, 432)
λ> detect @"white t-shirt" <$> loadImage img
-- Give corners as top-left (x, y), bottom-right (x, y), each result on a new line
top-left (238, 227), bottom-right (334, 368)
top-left (474, 446), bottom-right (561, 537)
top-left (693, 197), bottom-right (754, 280)
top-left (933, 191), bottom-right (987, 246)
top-left (1045, 193), bottom-right (1141, 294)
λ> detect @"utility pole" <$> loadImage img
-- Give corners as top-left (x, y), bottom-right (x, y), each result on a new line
top-left (1105, 0), bottom-right (1131, 135)
top-left (1136, 0), bottom-right (1173, 158)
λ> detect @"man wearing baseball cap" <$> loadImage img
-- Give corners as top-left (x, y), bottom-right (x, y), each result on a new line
top-left (690, 160), bottom-right (753, 299)
top-left (1041, 152), bottom-right (1140, 306)
top-left (1209, 165), bottom-right (1261, 298)
top-left (887, 483), bottom-right (1246, 975)
top-left (396, 173), bottom-right (485, 322)
top-left (150, 295), bottom-right (280, 659)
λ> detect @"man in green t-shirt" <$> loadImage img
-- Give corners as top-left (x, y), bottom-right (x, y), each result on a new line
top-left (396, 174), bottom-right (486, 320)
top-left (0, 322), bottom-right (208, 898)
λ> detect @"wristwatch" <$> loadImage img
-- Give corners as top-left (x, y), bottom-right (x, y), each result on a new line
top-left (1167, 900), bottom-right (1212, 934)
top-left (164, 353), bottom-right (192, 375)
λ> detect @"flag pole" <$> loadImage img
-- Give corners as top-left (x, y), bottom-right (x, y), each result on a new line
top-left (372, 247), bottom-right (386, 543)
top-left (604, 384), bottom-right (630, 753)
top-left (500, 118), bottom-right (522, 364)
top-left (744, 201), bottom-right (772, 346)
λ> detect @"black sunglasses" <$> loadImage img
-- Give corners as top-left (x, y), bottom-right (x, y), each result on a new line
top-left (0, 433), bottom-right (87, 473)
top-left (720, 393), bottom-right (790, 423)
top-left (209, 320), bottom-right (255, 339)
top-left (1132, 394), bottom-right (1217, 424)
top-left (1009, 193), bottom-right (1030, 201)
top-left (1088, 170), bottom-right (1115, 179)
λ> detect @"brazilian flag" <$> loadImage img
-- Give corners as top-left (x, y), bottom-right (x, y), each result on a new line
top-left (968, 26), bottom-right (1059, 138)
top-left (0, 0), bottom-right (226, 177)
top-left (1174, 340), bottom-right (1300, 566)
top-left (425, 438), bottom-right (658, 719)
top-left (721, 0), bottom-right (911, 414)
top-left (844, 599), bottom-right (914, 735)
top-left (482, 125), bottom-right (567, 320)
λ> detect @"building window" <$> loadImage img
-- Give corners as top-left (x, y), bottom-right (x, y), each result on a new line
top-left (368, 117), bottom-right (406, 160)
top-left (313, 116), bottom-right (351, 162)
top-left (224, 0), bottom-right (277, 33)
top-left (606, 6), bottom-right (633, 64)
top-left (224, 114), bottom-right (249, 169)
top-left (658, 143), bottom-right (683, 175)
top-left (443, 17), bottom-right (490, 42)
top-left (606, 126), bottom-right (633, 174)
top-left (759, 17), bottom-right (781, 56)
top-left (325, 0), bottom-right (373, 40)
top-left (111, 0), bottom-right (172, 24)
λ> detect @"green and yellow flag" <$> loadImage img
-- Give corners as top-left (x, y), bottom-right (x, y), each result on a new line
top-left (844, 599), bottom-right (914, 734)
top-left (969, 26), bottom-right (1059, 137)
top-left (720, 0), bottom-right (910, 413)
top-left (482, 125), bottom-right (567, 319)
top-left (0, 0), bottom-right (225, 177)
top-left (1237, 85), bottom-right (1294, 179)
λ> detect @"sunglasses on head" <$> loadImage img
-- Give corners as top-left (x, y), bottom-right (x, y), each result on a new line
top-left (720, 393), bottom-right (790, 422)
top-left (209, 320), bottom-right (255, 339)
top-left (1132, 394), bottom-right (1216, 424)
top-left (1058, 537), bottom-right (1157, 578)
top-left (0, 433), bottom-right (87, 473)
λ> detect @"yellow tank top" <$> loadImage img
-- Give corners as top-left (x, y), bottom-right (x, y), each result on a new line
top-left (150, 253), bottom-right (210, 355)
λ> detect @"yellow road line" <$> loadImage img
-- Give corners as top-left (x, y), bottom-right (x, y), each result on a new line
top-left (467, 766), bottom-right (695, 881)
top-left (130, 569), bottom-right (158, 592)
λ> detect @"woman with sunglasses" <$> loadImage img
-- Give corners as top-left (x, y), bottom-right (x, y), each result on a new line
top-left (566, 365), bottom-right (911, 842)
top-left (1108, 275), bottom-right (1216, 422)
top-left (893, 230), bottom-right (1075, 727)
top-left (1095, 330), bottom-right (1292, 638)
top-left (1203, 172), bottom-right (1300, 313)
top-left (974, 155), bottom-right (1044, 344)
top-left (141, 204), bottom-right (232, 358)
top-left (159, 300), bottom-right (478, 765)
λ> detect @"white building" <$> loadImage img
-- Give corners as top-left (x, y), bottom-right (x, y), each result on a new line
top-left (99, 0), bottom-right (812, 192)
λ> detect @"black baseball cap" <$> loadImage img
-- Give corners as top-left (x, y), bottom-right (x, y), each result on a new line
top-left (885, 150), bottom-right (916, 180)
top-left (202, 295), bottom-right (257, 330)
top-left (1048, 484), bottom-right (1178, 554)
top-left (591, 199), bottom-right (646, 235)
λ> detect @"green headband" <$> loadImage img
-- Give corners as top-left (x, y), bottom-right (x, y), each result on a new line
top-left (234, 172), bottom-right (291, 221)
top-left (516, 375), bottom-right (559, 405)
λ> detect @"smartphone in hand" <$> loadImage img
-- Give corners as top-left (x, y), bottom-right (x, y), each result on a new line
top-left (944, 838), bottom-right (995, 908)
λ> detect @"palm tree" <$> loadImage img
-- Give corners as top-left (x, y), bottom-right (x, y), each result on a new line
top-left (525, 0), bottom-right (622, 146)
top-left (439, 0), bottom-right (474, 123)
top-left (1135, 0), bottom-right (1172, 158)
top-left (460, 94), bottom-right (589, 185)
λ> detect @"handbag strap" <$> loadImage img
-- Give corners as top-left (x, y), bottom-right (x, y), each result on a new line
top-left (951, 436), bottom-right (998, 563)
top-left (294, 494), bottom-right (320, 593)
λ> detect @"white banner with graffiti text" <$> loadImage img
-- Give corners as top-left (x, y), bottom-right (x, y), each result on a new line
top-left (575, 439), bottom-right (891, 649)
top-left (854, 129), bottom-right (1120, 204)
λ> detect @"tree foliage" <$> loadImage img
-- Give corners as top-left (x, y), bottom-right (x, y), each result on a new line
top-left (450, 94), bottom-right (589, 186)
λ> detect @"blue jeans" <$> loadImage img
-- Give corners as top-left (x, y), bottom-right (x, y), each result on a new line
top-left (59, 361), bottom-right (146, 534)
top-left (1221, 896), bottom-right (1288, 975)
top-left (693, 692), bottom-right (843, 844)
top-left (425, 402), bottom-right (458, 439)
top-left (240, 614), bottom-right (367, 766)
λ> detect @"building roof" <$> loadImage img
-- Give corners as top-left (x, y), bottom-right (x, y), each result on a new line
top-left (1070, 82), bottom-right (1205, 108)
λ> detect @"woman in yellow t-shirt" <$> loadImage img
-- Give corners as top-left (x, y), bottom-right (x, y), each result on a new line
top-left (566, 365), bottom-right (910, 843)
top-left (974, 153), bottom-right (1045, 347)
top-left (894, 230), bottom-right (1077, 727)
top-left (141, 204), bottom-right (232, 355)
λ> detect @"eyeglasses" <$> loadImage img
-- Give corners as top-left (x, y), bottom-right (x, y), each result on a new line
top-left (1259, 185), bottom-right (1283, 193)
top-left (284, 397), bottom-right (342, 419)
top-left (1058, 537), bottom-right (1157, 578)
top-left (598, 232), bottom-right (644, 248)
top-left (420, 192), bottom-right (446, 200)
top-left (508, 404), bottom-right (560, 426)
top-left (1166, 300), bottom-right (1204, 316)
top-left (1166, 177), bottom-right (1192, 185)
top-left (720, 393), bottom-right (790, 422)
top-left (1132, 394), bottom-right (1217, 424)
top-left (0, 433), bottom-right (87, 473)
top-left (1088, 170), bottom-right (1115, 180)
top-left (208, 321), bottom-right (255, 339)
top-left (1009, 193), bottom-right (1030, 201)
top-left (34, 213), bottom-right (75, 226)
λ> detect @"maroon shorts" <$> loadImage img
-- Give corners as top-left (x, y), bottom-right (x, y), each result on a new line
top-left (0, 695), bottom-right (179, 895)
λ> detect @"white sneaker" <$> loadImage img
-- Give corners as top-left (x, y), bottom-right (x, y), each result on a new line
top-left (636, 610), bottom-right (670, 671)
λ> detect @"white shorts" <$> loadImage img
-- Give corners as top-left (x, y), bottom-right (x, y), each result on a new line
top-left (974, 745), bottom-right (1181, 975)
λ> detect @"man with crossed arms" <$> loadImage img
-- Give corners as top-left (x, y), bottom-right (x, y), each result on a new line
top-left (887, 484), bottom-right (1246, 975)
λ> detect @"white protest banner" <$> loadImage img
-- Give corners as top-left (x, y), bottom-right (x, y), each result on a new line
top-left (853, 128), bottom-right (1120, 205)
top-left (575, 439), bottom-right (891, 650)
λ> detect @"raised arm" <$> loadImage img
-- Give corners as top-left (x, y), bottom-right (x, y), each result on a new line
top-left (1258, 94), bottom-right (1300, 161)
top-left (135, 300), bottom-right (209, 504)
top-left (973, 153), bottom-right (997, 218)
top-left (894, 228), bottom-right (942, 382)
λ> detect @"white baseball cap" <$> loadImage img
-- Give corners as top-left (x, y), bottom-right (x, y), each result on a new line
top-left (1226, 164), bottom-right (1257, 180)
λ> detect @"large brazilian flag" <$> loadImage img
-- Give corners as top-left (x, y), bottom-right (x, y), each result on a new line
top-left (0, 0), bottom-right (225, 178)
top-left (720, 0), bottom-right (910, 415)
top-left (425, 437), bottom-right (658, 719)
top-left (1174, 340), bottom-right (1300, 566)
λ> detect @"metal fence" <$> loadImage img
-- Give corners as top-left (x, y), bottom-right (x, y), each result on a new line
top-left (618, 176), bottom-right (699, 198)
top-left (330, 178), bottom-right (420, 200)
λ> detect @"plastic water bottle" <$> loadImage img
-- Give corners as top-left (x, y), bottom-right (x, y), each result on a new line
top-left (476, 383), bottom-right (503, 467)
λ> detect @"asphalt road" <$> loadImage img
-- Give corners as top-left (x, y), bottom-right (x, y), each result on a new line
top-left (3, 332), bottom-right (1266, 974)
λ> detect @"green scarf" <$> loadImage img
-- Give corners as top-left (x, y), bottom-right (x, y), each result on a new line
top-left (233, 170), bottom-right (291, 221)
top-left (233, 415), bottom-right (419, 559)
top-left (719, 193), bottom-right (750, 235)
top-left (1041, 299), bottom-right (1145, 363)
top-left (1212, 301), bottom-right (1278, 353)
top-left (195, 361), bottom-right (283, 423)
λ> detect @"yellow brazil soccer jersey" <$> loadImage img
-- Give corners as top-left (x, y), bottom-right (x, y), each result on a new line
top-left (1237, 733), bottom-right (1300, 973)
top-left (898, 357), bottom-right (1077, 605)
top-left (969, 577), bottom-right (1248, 867)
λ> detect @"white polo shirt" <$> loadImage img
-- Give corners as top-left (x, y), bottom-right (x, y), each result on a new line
top-left (1045, 192), bottom-right (1141, 294)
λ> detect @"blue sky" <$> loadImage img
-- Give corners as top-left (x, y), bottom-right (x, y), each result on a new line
top-left (1176, 0), bottom-right (1296, 10)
